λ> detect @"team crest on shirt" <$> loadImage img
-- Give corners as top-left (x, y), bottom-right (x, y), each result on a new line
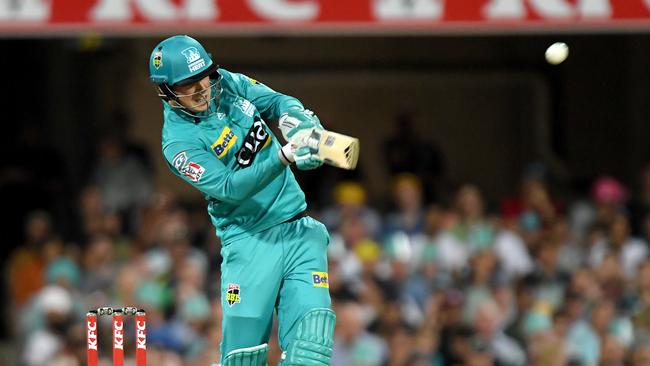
top-left (171, 151), bottom-right (205, 183)
top-left (182, 162), bottom-right (205, 183)
top-left (312, 272), bottom-right (329, 288)
top-left (226, 283), bottom-right (241, 307)
top-left (211, 127), bottom-right (238, 158)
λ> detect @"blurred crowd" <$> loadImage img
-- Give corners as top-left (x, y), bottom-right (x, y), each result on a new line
top-left (5, 132), bottom-right (650, 366)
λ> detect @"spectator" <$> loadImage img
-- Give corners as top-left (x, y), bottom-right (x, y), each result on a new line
top-left (93, 135), bottom-right (154, 223)
top-left (473, 298), bottom-right (526, 366)
top-left (525, 239), bottom-right (569, 310)
top-left (632, 342), bottom-right (650, 365)
top-left (382, 111), bottom-right (446, 203)
top-left (331, 301), bottom-right (388, 366)
top-left (384, 173), bottom-right (426, 237)
top-left (632, 261), bottom-right (650, 340)
top-left (437, 185), bottom-right (496, 274)
top-left (321, 181), bottom-right (382, 239)
top-left (591, 176), bottom-right (628, 229)
top-left (589, 213), bottom-right (648, 278)
top-left (7, 211), bottom-right (55, 311)
top-left (500, 163), bottom-right (559, 238)
top-left (20, 286), bottom-right (74, 366)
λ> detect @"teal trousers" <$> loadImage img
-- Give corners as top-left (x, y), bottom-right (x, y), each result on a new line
top-left (219, 216), bottom-right (331, 361)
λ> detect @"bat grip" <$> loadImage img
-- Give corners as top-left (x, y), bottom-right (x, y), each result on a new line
top-left (290, 128), bottom-right (320, 151)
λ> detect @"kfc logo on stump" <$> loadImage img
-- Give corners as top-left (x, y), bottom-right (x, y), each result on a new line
top-left (87, 317), bottom-right (98, 350)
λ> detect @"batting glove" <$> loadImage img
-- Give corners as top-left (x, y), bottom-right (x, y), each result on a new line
top-left (278, 108), bottom-right (323, 142)
top-left (277, 143), bottom-right (323, 170)
top-left (294, 146), bottom-right (323, 170)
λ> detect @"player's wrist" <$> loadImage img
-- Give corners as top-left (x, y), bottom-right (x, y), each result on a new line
top-left (278, 143), bottom-right (295, 166)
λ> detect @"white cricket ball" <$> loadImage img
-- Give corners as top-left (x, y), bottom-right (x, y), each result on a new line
top-left (545, 42), bottom-right (569, 65)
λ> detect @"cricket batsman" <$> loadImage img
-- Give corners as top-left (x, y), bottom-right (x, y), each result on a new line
top-left (148, 35), bottom-right (335, 365)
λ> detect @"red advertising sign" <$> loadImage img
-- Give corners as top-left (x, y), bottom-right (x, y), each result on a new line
top-left (1, 0), bottom-right (650, 34)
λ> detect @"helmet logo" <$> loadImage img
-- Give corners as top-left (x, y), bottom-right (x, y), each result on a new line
top-left (153, 51), bottom-right (163, 69)
top-left (181, 47), bottom-right (206, 73)
top-left (181, 47), bottom-right (201, 64)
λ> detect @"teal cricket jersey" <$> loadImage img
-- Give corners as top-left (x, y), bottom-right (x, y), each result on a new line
top-left (161, 69), bottom-right (307, 243)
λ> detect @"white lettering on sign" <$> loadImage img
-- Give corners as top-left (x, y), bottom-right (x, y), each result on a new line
top-left (0, 0), bottom-right (51, 21)
top-left (113, 320), bottom-right (124, 350)
top-left (90, 0), bottom-right (218, 21)
top-left (374, 0), bottom-right (444, 20)
top-left (184, 0), bottom-right (218, 20)
top-left (136, 320), bottom-right (147, 350)
top-left (248, 0), bottom-right (318, 20)
top-left (484, 0), bottom-right (612, 19)
top-left (577, 0), bottom-right (612, 17)
top-left (87, 321), bottom-right (98, 350)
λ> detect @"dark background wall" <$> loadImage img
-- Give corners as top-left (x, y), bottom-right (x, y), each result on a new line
top-left (1, 33), bottom-right (649, 249)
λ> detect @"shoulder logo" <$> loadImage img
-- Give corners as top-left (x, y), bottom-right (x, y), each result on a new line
top-left (153, 51), bottom-right (163, 69)
top-left (211, 127), bottom-right (238, 158)
top-left (171, 151), bottom-right (188, 171)
top-left (234, 98), bottom-right (255, 117)
top-left (312, 272), bottom-right (329, 288)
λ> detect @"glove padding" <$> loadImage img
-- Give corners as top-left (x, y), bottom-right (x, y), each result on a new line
top-left (294, 146), bottom-right (323, 170)
top-left (278, 144), bottom-right (323, 170)
top-left (278, 108), bottom-right (323, 142)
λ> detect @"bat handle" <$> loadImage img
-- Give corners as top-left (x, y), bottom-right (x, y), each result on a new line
top-left (290, 129), bottom-right (320, 151)
top-left (306, 129), bottom-right (321, 150)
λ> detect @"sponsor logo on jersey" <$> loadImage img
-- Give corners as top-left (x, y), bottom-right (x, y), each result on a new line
top-left (153, 51), bottom-right (163, 69)
top-left (236, 118), bottom-right (270, 168)
top-left (312, 272), bottom-right (329, 288)
top-left (226, 283), bottom-right (241, 307)
top-left (211, 127), bottom-right (237, 159)
top-left (171, 151), bottom-right (189, 171)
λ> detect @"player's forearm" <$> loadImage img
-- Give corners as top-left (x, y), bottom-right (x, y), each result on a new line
top-left (256, 94), bottom-right (304, 122)
top-left (208, 155), bottom-right (286, 203)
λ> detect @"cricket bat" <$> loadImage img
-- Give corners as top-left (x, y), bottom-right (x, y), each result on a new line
top-left (293, 129), bottom-right (360, 170)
